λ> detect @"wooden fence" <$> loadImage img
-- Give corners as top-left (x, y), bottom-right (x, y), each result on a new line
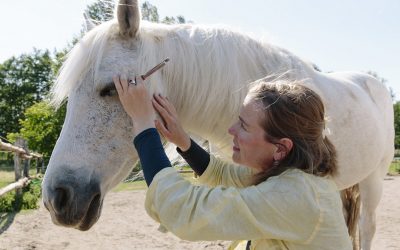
top-left (0, 138), bottom-right (43, 197)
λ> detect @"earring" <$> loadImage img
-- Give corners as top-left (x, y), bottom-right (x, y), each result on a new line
top-left (272, 160), bottom-right (280, 168)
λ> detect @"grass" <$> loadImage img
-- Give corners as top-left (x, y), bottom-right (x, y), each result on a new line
top-left (0, 170), bottom-right (19, 188)
top-left (389, 161), bottom-right (400, 175)
top-left (0, 169), bottom-right (40, 188)
top-left (0, 171), bottom-right (14, 188)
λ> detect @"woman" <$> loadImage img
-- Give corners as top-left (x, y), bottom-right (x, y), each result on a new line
top-left (113, 75), bottom-right (352, 250)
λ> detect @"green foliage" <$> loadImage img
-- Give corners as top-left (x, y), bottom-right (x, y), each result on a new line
top-left (162, 15), bottom-right (186, 24)
top-left (84, 0), bottom-right (187, 25)
top-left (0, 180), bottom-right (42, 212)
top-left (0, 49), bottom-right (55, 137)
top-left (52, 49), bottom-right (69, 76)
top-left (21, 180), bottom-right (41, 210)
top-left (85, 0), bottom-right (115, 23)
top-left (389, 161), bottom-right (400, 175)
top-left (142, 1), bottom-right (159, 22)
top-left (394, 102), bottom-right (400, 149)
top-left (7, 102), bottom-right (66, 160)
top-left (0, 193), bottom-right (14, 212)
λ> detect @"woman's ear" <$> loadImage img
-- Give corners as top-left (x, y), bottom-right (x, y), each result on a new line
top-left (273, 138), bottom-right (293, 161)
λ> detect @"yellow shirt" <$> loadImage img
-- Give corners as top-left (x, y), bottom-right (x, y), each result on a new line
top-left (145, 155), bottom-right (352, 249)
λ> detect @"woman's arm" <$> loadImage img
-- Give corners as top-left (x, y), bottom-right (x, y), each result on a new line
top-left (113, 76), bottom-right (170, 186)
top-left (152, 95), bottom-right (211, 175)
top-left (133, 128), bottom-right (171, 186)
top-left (176, 139), bottom-right (210, 176)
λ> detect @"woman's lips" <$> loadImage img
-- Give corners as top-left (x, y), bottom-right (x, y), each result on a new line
top-left (233, 145), bottom-right (240, 152)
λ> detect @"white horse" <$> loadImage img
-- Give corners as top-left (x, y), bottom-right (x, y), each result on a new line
top-left (42, 1), bottom-right (394, 249)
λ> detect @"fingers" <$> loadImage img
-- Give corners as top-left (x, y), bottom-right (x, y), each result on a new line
top-left (152, 98), bottom-right (174, 123)
top-left (113, 73), bottom-right (150, 94)
top-left (127, 76), bottom-right (148, 94)
top-left (120, 76), bottom-right (129, 90)
top-left (155, 119), bottom-right (170, 138)
top-left (155, 95), bottom-right (173, 111)
top-left (113, 75), bottom-right (131, 95)
top-left (113, 75), bottom-right (123, 95)
top-left (153, 94), bottom-right (177, 116)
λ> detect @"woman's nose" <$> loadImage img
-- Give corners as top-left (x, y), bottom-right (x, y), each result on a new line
top-left (228, 123), bottom-right (236, 135)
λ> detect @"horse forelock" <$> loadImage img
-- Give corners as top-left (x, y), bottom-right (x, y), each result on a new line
top-left (49, 20), bottom-right (175, 108)
top-left (50, 20), bottom-right (119, 108)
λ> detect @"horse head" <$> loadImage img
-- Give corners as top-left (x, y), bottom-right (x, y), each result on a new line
top-left (42, 0), bottom-right (160, 231)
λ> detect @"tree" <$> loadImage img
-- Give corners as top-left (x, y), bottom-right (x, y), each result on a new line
top-left (0, 49), bottom-right (55, 137)
top-left (84, 0), bottom-right (187, 25)
top-left (141, 2), bottom-right (159, 22)
top-left (162, 15), bottom-right (186, 24)
top-left (85, 0), bottom-right (115, 23)
top-left (7, 102), bottom-right (66, 160)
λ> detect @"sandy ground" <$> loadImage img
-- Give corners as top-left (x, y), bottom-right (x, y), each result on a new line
top-left (0, 176), bottom-right (399, 250)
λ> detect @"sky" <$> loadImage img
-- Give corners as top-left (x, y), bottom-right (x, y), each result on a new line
top-left (1, 0), bottom-right (399, 99)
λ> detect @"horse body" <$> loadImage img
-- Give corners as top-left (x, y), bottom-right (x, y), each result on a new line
top-left (42, 1), bottom-right (393, 249)
top-left (312, 71), bottom-right (393, 186)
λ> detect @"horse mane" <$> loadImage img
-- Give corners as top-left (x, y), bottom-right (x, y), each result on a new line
top-left (137, 23), bottom-right (312, 144)
top-left (50, 19), bottom-right (313, 149)
top-left (51, 19), bottom-right (311, 104)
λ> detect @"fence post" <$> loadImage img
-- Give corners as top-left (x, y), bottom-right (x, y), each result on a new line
top-left (22, 139), bottom-right (30, 178)
top-left (13, 152), bottom-right (21, 181)
top-left (41, 158), bottom-right (46, 174)
top-left (24, 159), bottom-right (30, 178)
top-left (14, 138), bottom-right (25, 181)
top-left (36, 158), bottom-right (39, 174)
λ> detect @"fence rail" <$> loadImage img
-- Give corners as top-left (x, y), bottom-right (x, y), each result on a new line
top-left (0, 139), bottom-right (42, 159)
top-left (0, 177), bottom-right (30, 197)
top-left (0, 138), bottom-right (43, 197)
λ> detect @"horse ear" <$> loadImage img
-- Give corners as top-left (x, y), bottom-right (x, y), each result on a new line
top-left (117, 0), bottom-right (141, 38)
top-left (83, 12), bottom-right (96, 32)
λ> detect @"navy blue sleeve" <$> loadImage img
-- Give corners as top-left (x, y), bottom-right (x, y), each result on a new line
top-left (176, 139), bottom-right (210, 176)
top-left (133, 128), bottom-right (171, 186)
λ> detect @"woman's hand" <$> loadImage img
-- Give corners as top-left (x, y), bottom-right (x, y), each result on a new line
top-left (113, 75), bottom-right (156, 135)
top-left (152, 95), bottom-right (191, 151)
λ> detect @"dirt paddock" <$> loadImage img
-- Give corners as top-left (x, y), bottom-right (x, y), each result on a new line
top-left (0, 176), bottom-right (399, 250)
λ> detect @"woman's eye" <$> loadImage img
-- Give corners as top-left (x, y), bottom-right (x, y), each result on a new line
top-left (240, 121), bottom-right (247, 130)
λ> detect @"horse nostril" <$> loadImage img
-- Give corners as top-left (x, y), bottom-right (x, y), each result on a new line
top-left (53, 187), bottom-right (71, 214)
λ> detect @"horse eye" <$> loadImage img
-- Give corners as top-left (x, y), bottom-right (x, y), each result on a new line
top-left (100, 85), bottom-right (117, 97)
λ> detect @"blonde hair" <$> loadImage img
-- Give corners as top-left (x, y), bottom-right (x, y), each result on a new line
top-left (248, 80), bottom-right (337, 181)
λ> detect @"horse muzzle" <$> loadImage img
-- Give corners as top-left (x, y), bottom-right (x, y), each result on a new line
top-left (42, 170), bottom-right (103, 231)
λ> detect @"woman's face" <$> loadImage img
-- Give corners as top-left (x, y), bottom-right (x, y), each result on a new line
top-left (228, 98), bottom-right (278, 172)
